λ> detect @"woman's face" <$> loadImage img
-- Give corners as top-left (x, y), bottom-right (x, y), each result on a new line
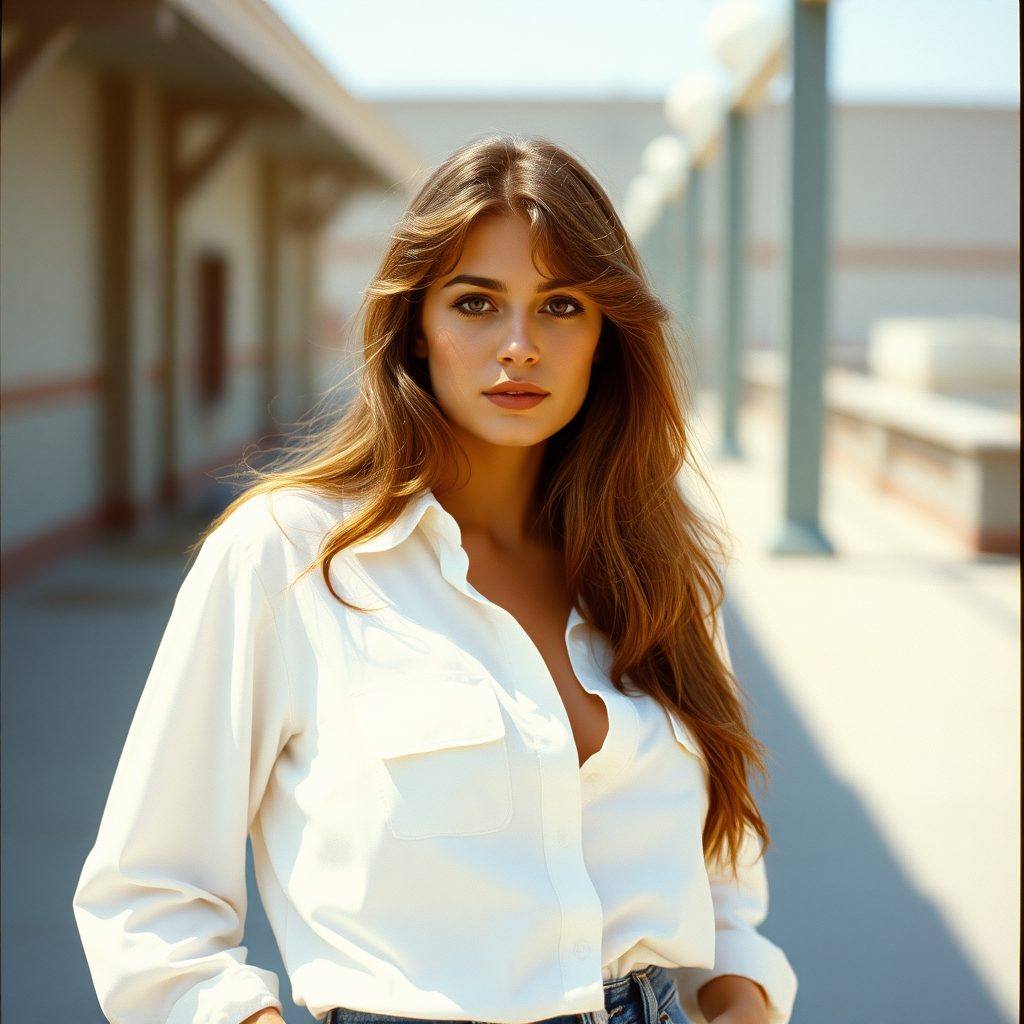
top-left (417, 214), bottom-right (603, 450)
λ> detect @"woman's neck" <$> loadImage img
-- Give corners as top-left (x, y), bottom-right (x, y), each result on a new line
top-left (435, 426), bottom-right (547, 549)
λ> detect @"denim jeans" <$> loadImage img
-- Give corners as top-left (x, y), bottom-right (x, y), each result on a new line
top-left (327, 965), bottom-right (692, 1024)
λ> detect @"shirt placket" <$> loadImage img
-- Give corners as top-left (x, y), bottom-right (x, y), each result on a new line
top-left (424, 508), bottom-right (608, 1015)
top-left (568, 619), bottom-right (639, 803)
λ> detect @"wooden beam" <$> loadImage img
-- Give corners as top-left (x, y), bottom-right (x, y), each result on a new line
top-left (1, 2), bottom-right (174, 118)
top-left (170, 110), bottom-right (250, 204)
top-left (0, 20), bottom-right (77, 118)
top-left (157, 92), bottom-right (180, 505)
top-left (98, 76), bottom-right (136, 529)
top-left (284, 161), bottom-right (356, 234)
top-left (298, 233), bottom-right (317, 407)
top-left (259, 154), bottom-right (281, 427)
top-left (2, 0), bottom-right (173, 34)
top-left (735, 44), bottom-right (785, 115)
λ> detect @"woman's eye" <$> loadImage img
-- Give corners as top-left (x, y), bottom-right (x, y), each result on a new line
top-left (545, 297), bottom-right (581, 317)
top-left (455, 295), bottom-right (494, 315)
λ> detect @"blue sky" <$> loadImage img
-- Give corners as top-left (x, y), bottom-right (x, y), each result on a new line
top-left (266, 0), bottom-right (1020, 105)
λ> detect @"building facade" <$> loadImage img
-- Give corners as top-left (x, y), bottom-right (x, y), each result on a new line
top-left (1, 0), bottom-right (419, 585)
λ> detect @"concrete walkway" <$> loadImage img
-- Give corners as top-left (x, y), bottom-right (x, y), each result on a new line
top-left (1, 402), bottom-right (1018, 1023)
top-left (694, 396), bottom-right (1020, 1023)
top-left (0, 504), bottom-right (305, 1023)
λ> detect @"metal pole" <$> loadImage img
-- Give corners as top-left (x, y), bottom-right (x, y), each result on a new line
top-left (665, 196), bottom-right (687, 320)
top-left (650, 208), bottom-right (669, 301)
top-left (720, 109), bottom-right (746, 458)
top-left (683, 166), bottom-right (703, 346)
top-left (772, 0), bottom-right (834, 554)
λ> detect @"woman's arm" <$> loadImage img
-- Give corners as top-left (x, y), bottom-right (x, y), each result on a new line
top-left (74, 521), bottom-right (295, 1024)
top-left (673, 829), bottom-right (796, 1023)
top-left (698, 974), bottom-right (769, 1023)
top-left (241, 1011), bottom-right (286, 1024)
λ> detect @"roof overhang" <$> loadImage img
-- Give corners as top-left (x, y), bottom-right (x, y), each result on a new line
top-left (1, 0), bottom-right (421, 191)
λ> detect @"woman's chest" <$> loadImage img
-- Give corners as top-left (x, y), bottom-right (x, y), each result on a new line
top-left (277, 533), bottom-right (707, 843)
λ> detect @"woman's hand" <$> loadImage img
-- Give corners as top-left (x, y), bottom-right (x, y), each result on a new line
top-left (239, 1010), bottom-right (285, 1024)
top-left (697, 974), bottom-right (769, 1024)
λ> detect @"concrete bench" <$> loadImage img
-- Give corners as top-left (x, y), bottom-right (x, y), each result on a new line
top-left (744, 351), bottom-right (1020, 554)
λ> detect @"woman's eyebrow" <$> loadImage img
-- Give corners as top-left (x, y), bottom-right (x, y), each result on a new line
top-left (536, 279), bottom-right (582, 293)
top-left (441, 274), bottom-right (506, 291)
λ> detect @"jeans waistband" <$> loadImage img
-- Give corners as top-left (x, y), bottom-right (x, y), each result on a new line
top-left (328, 965), bottom-right (686, 1024)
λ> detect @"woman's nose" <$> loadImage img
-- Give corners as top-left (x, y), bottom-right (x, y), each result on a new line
top-left (496, 310), bottom-right (539, 366)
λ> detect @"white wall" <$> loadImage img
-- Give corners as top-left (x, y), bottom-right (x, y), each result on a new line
top-left (833, 106), bottom-right (1020, 246)
top-left (175, 139), bottom-right (265, 474)
top-left (738, 102), bottom-right (1019, 368)
top-left (0, 60), bottom-right (102, 547)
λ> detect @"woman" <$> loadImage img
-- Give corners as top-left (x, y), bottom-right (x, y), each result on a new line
top-left (75, 137), bottom-right (796, 1024)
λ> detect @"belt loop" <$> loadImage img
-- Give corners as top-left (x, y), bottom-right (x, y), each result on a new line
top-left (634, 970), bottom-right (659, 1024)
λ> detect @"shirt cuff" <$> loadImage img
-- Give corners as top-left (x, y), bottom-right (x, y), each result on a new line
top-left (674, 930), bottom-right (797, 1024)
top-left (167, 964), bottom-right (283, 1024)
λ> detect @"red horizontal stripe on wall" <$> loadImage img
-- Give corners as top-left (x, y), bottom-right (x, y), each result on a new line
top-left (0, 370), bottom-right (105, 418)
top-left (720, 240), bottom-right (1019, 273)
top-left (0, 506), bottom-right (106, 591)
top-left (834, 242), bottom-right (1019, 272)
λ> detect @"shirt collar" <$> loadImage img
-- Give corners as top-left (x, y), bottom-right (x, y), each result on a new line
top-left (348, 491), bottom-right (462, 556)
top-left (349, 494), bottom-right (596, 616)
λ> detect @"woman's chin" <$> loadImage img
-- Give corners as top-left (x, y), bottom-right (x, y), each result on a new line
top-left (455, 420), bottom-right (561, 451)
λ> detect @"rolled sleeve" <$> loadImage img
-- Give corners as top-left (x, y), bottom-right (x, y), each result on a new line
top-left (73, 523), bottom-right (294, 1024)
top-left (675, 836), bottom-right (797, 1024)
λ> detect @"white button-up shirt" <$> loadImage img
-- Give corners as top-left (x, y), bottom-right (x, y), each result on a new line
top-left (74, 490), bottom-right (796, 1024)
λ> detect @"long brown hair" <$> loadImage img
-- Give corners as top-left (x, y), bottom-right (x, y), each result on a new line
top-left (219, 136), bottom-right (767, 868)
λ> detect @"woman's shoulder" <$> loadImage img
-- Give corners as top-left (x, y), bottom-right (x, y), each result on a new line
top-left (205, 486), bottom-right (349, 576)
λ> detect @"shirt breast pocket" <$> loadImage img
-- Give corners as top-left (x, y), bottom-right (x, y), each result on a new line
top-left (350, 672), bottom-right (514, 839)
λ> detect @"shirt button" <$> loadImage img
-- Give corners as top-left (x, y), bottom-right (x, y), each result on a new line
top-left (574, 940), bottom-right (589, 960)
top-left (558, 828), bottom-right (573, 849)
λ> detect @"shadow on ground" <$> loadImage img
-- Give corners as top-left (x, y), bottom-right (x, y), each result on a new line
top-left (722, 598), bottom-right (1008, 1024)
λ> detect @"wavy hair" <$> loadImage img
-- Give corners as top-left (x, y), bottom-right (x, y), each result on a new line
top-left (216, 136), bottom-right (767, 869)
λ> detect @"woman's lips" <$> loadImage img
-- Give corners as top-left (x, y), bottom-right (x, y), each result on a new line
top-left (483, 383), bottom-right (549, 410)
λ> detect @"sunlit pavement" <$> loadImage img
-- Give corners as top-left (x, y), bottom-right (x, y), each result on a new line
top-left (0, 503), bottom-right (306, 1023)
top-left (691, 394), bottom-right (1020, 1024)
top-left (1, 408), bottom-right (1019, 1023)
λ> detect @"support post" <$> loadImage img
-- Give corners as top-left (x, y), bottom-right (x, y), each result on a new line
top-left (772, 0), bottom-right (834, 554)
top-left (157, 94), bottom-right (180, 505)
top-left (298, 233), bottom-right (317, 411)
top-left (720, 109), bottom-right (746, 459)
top-left (683, 166), bottom-right (703, 327)
top-left (98, 76), bottom-right (135, 529)
top-left (640, 210), bottom-right (667, 302)
top-left (260, 154), bottom-right (281, 430)
top-left (284, 161), bottom-right (355, 417)
top-left (665, 195), bottom-right (687, 322)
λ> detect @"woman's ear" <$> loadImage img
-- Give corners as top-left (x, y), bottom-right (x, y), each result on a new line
top-left (412, 332), bottom-right (428, 360)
